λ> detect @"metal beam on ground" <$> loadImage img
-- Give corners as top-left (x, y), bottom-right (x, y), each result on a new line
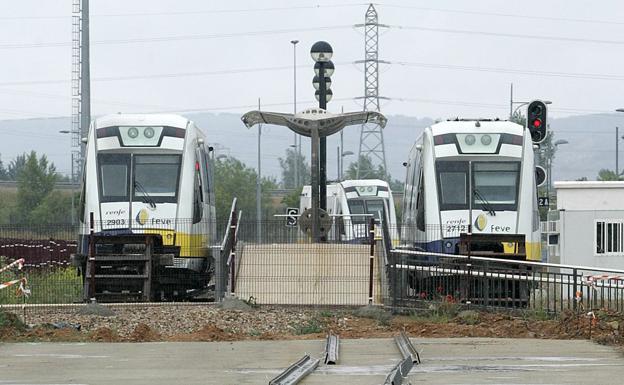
top-left (269, 354), bottom-right (319, 385)
top-left (394, 331), bottom-right (421, 364)
top-left (324, 334), bottom-right (339, 365)
top-left (383, 356), bottom-right (413, 385)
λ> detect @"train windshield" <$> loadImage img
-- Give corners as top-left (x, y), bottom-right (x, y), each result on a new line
top-left (473, 162), bottom-right (519, 207)
top-left (436, 161), bottom-right (519, 211)
top-left (133, 155), bottom-right (181, 203)
top-left (348, 198), bottom-right (385, 224)
top-left (98, 154), bottom-right (181, 203)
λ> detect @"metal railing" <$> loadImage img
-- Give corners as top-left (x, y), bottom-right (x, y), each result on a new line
top-left (389, 247), bottom-right (624, 314)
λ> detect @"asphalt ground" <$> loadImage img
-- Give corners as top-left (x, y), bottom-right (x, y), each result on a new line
top-left (1, 337), bottom-right (622, 384)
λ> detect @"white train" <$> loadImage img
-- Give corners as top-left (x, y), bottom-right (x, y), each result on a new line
top-left (300, 179), bottom-right (399, 244)
top-left (401, 119), bottom-right (541, 262)
top-left (75, 114), bottom-right (217, 300)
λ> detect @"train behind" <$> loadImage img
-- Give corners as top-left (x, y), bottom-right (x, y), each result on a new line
top-left (73, 113), bottom-right (217, 301)
top-left (400, 118), bottom-right (541, 261)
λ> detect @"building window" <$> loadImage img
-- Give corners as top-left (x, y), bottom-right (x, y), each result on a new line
top-left (595, 220), bottom-right (624, 255)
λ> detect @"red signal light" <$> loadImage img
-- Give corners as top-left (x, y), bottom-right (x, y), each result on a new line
top-left (532, 118), bottom-right (542, 129)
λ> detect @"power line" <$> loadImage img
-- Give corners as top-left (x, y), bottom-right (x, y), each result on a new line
top-left (6, 22), bottom-right (624, 50)
top-left (390, 24), bottom-right (624, 46)
top-left (381, 4), bottom-right (624, 27)
top-left (391, 61), bottom-right (624, 81)
top-left (0, 3), bottom-right (367, 20)
top-left (0, 25), bottom-right (353, 49)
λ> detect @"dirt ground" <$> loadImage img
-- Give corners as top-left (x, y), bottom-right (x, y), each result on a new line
top-left (1, 303), bottom-right (623, 349)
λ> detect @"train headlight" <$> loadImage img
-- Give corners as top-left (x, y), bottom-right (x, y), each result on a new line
top-left (481, 134), bottom-right (492, 145)
top-left (465, 134), bottom-right (476, 145)
top-left (144, 127), bottom-right (155, 138)
top-left (128, 127), bottom-right (139, 138)
top-left (445, 241), bottom-right (453, 249)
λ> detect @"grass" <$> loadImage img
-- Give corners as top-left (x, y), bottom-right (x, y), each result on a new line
top-left (0, 267), bottom-right (82, 305)
top-left (354, 305), bottom-right (392, 326)
top-left (0, 308), bottom-right (25, 330)
top-left (293, 319), bottom-right (323, 335)
top-left (410, 301), bottom-right (461, 324)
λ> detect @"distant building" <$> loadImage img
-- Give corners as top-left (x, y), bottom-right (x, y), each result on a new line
top-left (549, 181), bottom-right (624, 269)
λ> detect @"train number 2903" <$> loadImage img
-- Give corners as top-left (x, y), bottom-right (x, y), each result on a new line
top-left (106, 219), bottom-right (126, 226)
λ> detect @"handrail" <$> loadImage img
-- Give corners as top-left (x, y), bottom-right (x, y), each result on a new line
top-left (393, 248), bottom-right (624, 274)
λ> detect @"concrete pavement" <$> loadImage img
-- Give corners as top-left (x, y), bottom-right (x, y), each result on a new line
top-left (1, 338), bottom-right (622, 384)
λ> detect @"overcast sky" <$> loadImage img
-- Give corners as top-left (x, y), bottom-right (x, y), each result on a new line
top-left (1, 0), bottom-right (624, 176)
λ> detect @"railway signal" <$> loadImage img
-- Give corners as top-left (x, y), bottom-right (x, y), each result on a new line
top-left (527, 100), bottom-right (548, 143)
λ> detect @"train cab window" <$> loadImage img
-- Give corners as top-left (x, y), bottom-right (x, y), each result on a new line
top-left (98, 154), bottom-right (130, 202)
top-left (436, 161), bottom-right (468, 210)
top-left (348, 199), bottom-right (367, 224)
top-left (366, 199), bottom-right (385, 222)
top-left (472, 162), bottom-right (519, 210)
top-left (133, 155), bottom-right (181, 203)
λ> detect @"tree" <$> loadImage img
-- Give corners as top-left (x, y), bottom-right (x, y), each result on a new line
top-left (345, 155), bottom-right (389, 181)
top-left (0, 155), bottom-right (7, 180)
top-left (278, 148), bottom-right (310, 189)
top-left (15, 151), bottom-right (59, 223)
top-left (597, 169), bottom-right (624, 181)
top-left (510, 110), bottom-right (526, 127)
top-left (281, 186), bottom-right (303, 209)
top-left (213, 156), bottom-right (278, 223)
top-left (7, 153), bottom-right (27, 181)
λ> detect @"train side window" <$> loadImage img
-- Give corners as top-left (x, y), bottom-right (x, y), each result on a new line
top-left (416, 171), bottom-right (425, 231)
top-left (78, 171), bottom-right (86, 223)
top-left (192, 168), bottom-right (202, 223)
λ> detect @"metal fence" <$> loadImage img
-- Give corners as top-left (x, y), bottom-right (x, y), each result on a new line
top-left (3, 216), bottom-right (624, 316)
top-left (388, 248), bottom-right (624, 314)
top-left (0, 214), bottom-right (377, 307)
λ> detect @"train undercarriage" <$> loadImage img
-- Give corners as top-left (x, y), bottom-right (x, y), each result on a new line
top-left (72, 233), bottom-right (213, 302)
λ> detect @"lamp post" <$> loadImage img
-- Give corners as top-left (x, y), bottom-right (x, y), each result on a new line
top-left (291, 39), bottom-right (299, 188)
top-left (549, 139), bottom-right (568, 206)
top-left (339, 150), bottom-right (354, 180)
top-left (615, 109), bottom-right (624, 176)
top-left (311, 41), bottom-right (334, 212)
top-left (59, 130), bottom-right (76, 224)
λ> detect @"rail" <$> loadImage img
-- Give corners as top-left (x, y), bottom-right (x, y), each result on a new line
top-left (269, 354), bottom-right (319, 385)
top-left (383, 356), bottom-right (413, 385)
top-left (394, 331), bottom-right (420, 364)
top-left (324, 334), bottom-right (339, 365)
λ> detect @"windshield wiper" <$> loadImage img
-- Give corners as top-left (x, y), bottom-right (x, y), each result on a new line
top-left (473, 188), bottom-right (496, 216)
top-left (134, 181), bottom-right (157, 209)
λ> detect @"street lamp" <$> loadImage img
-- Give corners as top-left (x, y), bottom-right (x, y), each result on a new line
top-left (548, 139), bottom-right (568, 206)
top-left (58, 129), bottom-right (76, 224)
top-left (339, 150), bottom-right (354, 180)
top-left (291, 39), bottom-right (299, 188)
top-left (310, 41), bottom-right (334, 213)
top-left (614, 109), bottom-right (624, 176)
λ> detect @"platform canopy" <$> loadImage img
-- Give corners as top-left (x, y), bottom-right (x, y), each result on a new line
top-left (241, 108), bottom-right (387, 137)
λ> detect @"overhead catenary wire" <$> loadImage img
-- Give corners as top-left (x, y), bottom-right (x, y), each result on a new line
top-left (381, 3), bottom-right (624, 27)
top-left (0, 25), bottom-right (354, 49)
top-left (5, 21), bottom-right (624, 50)
top-left (388, 24), bottom-right (624, 46)
top-left (0, 3), bottom-right (368, 20)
